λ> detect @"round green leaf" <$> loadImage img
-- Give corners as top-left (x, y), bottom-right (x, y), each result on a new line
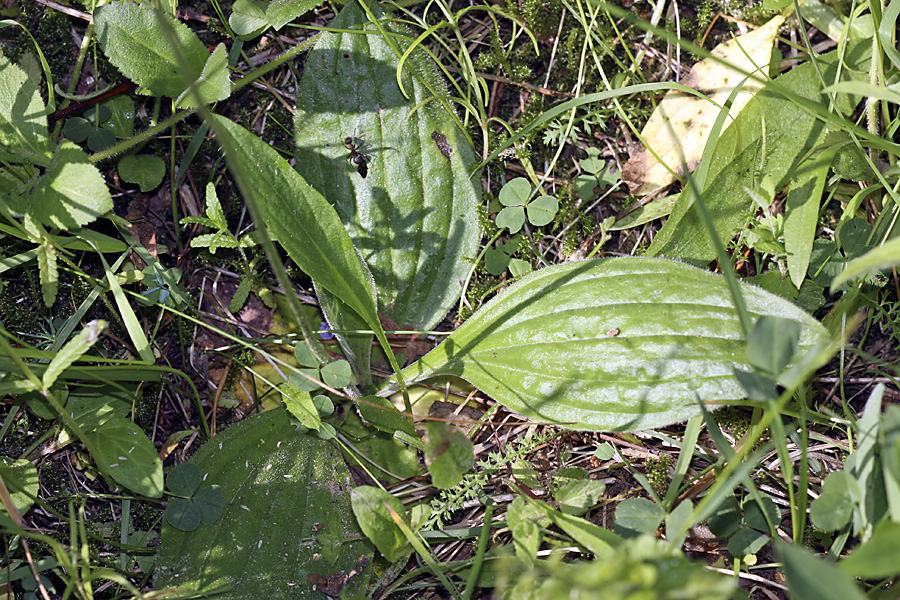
top-left (165, 497), bottom-right (201, 532)
top-left (0, 457), bottom-right (39, 517)
top-left (87, 127), bottom-right (116, 152)
top-left (350, 485), bottom-right (407, 562)
top-left (118, 154), bottom-right (166, 192)
top-left (707, 495), bottom-right (742, 538)
top-left (485, 246), bottom-right (512, 276)
top-left (526, 195), bottom-right (559, 227)
top-left (593, 443), bottom-right (615, 461)
top-left (424, 421), bottom-right (474, 489)
top-left (320, 359), bottom-right (352, 389)
top-left (744, 495), bottom-right (781, 532)
top-left (30, 141), bottom-right (113, 229)
top-left (194, 485), bottom-right (226, 525)
top-left (166, 463), bottom-right (201, 497)
top-left (393, 257), bottom-right (830, 432)
top-left (84, 105), bottom-right (112, 123)
top-left (554, 479), bottom-right (606, 516)
top-left (312, 394), bottom-right (334, 417)
top-left (63, 117), bottom-right (91, 143)
top-left (157, 409), bottom-right (372, 598)
top-left (496, 205), bottom-right (525, 234)
top-left (727, 527), bottom-right (769, 557)
top-left (499, 177), bottom-right (531, 207)
top-left (229, 0), bottom-right (270, 38)
top-left (84, 417), bottom-right (164, 498)
top-left (613, 497), bottom-right (664, 538)
top-left (810, 470), bottom-right (855, 531)
top-left (508, 257), bottom-right (532, 278)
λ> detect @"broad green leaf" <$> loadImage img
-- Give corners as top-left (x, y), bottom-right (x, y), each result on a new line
top-left (208, 114), bottom-right (385, 350)
top-left (20, 385), bottom-right (67, 421)
top-left (778, 541), bottom-right (867, 600)
top-left (840, 519), bottom-right (900, 578)
top-left (809, 470), bottom-right (855, 531)
top-left (745, 316), bottom-right (799, 376)
top-left (0, 55), bottom-right (50, 165)
top-left (424, 422), bottom-right (473, 489)
top-left (648, 45), bottom-right (868, 265)
top-left (65, 384), bottom-right (132, 437)
top-left (266, 0), bottom-right (318, 30)
top-left (294, 0), bottom-right (481, 331)
top-left (708, 496), bottom-right (744, 539)
top-left (391, 258), bottom-right (829, 432)
top-left (118, 154), bottom-right (166, 192)
top-left (104, 95), bottom-right (135, 139)
top-left (175, 43), bottom-right (231, 108)
top-left (553, 479), bottom-right (606, 516)
top-left (29, 142), bottom-right (113, 229)
top-left (84, 417), bottom-right (164, 498)
top-left (0, 457), bottom-right (39, 517)
top-left (744, 494), bottom-right (781, 532)
top-left (727, 527), bottom-right (769, 557)
top-left (532, 497), bottom-right (623, 557)
top-left (614, 498), bottom-right (664, 538)
top-left (784, 147), bottom-right (835, 287)
top-left (156, 408), bottom-right (372, 598)
top-left (350, 485), bottom-right (407, 562)
top-left (94, 2), bottom-right (209, 99)
top-left (166, 463), bottom-right (201, 497)
top-left (357, 394), bottom-right (415, 437)
top-left (229, 0), bottom-right (269, 39)
top-left (506, 496), bottom-right (544, 565)
top-left (831, 236), bottom-right (900, 289)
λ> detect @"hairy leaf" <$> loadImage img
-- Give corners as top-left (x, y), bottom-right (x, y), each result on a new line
top-left (156, 409), bottom-right (371, 598)
top-left (94, 2), bottom-right (209, 100)
top-left (0, 55), bottom-right (50, 165)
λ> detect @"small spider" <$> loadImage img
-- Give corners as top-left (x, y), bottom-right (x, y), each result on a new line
top-left (344, 136), bottom-right (369, 178)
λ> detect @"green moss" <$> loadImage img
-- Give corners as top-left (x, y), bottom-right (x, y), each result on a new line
top-left (644, 455), bottom-right (672, 499)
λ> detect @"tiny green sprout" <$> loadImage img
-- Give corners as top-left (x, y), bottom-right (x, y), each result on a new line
top-left (495, 178), bottom-right (559, 234)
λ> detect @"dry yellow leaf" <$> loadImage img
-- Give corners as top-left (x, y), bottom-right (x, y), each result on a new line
top-left (623, 16), bottom-right (785, 195)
